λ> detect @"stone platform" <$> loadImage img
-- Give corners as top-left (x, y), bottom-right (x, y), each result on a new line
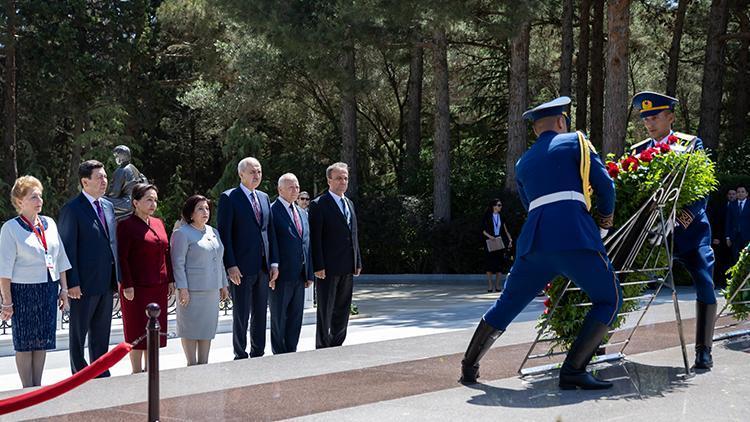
top-left (0, 283), bottom-right (746, 421)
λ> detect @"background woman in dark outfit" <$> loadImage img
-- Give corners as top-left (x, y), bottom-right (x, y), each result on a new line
top-left (482, 199), bottom-right (512, 292)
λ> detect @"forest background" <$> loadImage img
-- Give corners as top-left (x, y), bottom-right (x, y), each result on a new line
top-left (1, 0), bottom-right (749, 274)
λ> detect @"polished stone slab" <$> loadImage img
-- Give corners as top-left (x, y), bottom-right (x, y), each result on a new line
top-left (23, 315), bottom-right (742, 422)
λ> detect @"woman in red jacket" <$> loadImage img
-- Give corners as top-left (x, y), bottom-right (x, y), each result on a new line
top-left (117, 183), bottom-right (175, 373)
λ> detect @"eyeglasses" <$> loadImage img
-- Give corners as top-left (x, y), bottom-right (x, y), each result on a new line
top-left (494, 204), bottom-right (502, 207)
top-left (299, 198), bottom-right (310, 201)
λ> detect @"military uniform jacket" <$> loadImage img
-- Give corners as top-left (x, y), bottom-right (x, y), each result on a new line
top-left (631, 134), bottom-right (711, 254)
top-left (514, 131), bottom-right (615, 258)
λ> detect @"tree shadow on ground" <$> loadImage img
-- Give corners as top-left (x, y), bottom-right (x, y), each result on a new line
top-left (464, 360), bottom-right (690, 409)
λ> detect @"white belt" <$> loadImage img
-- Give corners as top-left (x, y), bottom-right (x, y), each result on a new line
top-left (528, 191), bottom-right (586, 212)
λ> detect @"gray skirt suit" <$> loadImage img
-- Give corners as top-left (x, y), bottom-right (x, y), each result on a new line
top-left (170, 224), bottom-right (228, 340)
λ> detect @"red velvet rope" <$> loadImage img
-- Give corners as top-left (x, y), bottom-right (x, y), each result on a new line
top-left (0, 342), bottom-right (133, 415)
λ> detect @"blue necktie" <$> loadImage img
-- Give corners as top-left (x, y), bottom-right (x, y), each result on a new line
top-left (340, 198), bottom-right (351, 226)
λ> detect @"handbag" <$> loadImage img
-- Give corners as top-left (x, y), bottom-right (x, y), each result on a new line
top-left (486, 237), bottom-right (505, 252)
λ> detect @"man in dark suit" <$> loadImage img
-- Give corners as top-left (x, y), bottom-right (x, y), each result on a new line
top-left (269, 173), bottom-right (313, 354)
top-left (218, 157), bottom-right (279, 359)
top-left (58, 160), bottom-right (121, 376)
top-left (309, 162), bottom-right (362, 349)
top-left (710, 189), bottom-right (736, 287)
top-left (726, 186), bottom-right (750, 263)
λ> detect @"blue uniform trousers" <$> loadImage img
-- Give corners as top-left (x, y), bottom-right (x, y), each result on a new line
top-left (484, 249), bottom-right (623, 330)
top-left (674, 244), bottom-right (716, 305)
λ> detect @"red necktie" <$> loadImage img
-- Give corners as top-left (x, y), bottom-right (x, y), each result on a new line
top-left (291, 204), bottom-right (302, 236)
top-left (251, 192), bottom-right (262, 223)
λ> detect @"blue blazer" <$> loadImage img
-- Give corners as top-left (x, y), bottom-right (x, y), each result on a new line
top-left (271, 200), bottom-right (314, 283)
top-left (632, 135), bottom-right (712, 254)
top-left (514, 131), bottom-right (615, 258)
top-left (58, 193), bottom-right (121, 295)
top-left (309, 191), bottom-right (362, 276)
top-left (725, 201), bottom-right (750, 244)
top-left (217, 186), bottom-right (279, 277)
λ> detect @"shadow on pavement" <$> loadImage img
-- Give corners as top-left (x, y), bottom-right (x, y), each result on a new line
top-left (463, 360), bottom-right (690, 408)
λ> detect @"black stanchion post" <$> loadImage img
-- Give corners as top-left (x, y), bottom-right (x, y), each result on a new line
top-left (146, 303), bottom-right (160, 422)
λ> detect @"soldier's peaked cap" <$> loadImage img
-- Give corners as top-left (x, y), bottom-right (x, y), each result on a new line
top-left (522, 96), bottom-right (571, 122)
top-left (632, 91), bottom-right (678, 118)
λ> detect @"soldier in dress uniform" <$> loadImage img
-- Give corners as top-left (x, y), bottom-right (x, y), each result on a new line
top-left (459, 97), bottom-right (623, 390)
top-left (630, 91), bottom-right (717, 370)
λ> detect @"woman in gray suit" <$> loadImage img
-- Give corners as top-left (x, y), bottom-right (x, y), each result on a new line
top-left (170, 195), bottom-right (229, 365)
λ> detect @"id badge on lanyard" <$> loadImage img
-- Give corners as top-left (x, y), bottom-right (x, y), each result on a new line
top-left (20, 215), bottom-right (54, 277)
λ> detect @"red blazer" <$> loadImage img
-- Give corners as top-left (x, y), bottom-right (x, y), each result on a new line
top-left (117, 215), bottom-right (174, 289)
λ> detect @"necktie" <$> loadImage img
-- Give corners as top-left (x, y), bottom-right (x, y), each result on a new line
top-left (291, 204), bottom-right (303, 236)
top-left (251, 192), bottom-right (262, 223)
top-left (93, 200), bottom-right (109, 237)
top-left (741, 201), bottom-right (745, 212)
top-left (340, 197), bottom-right (351, 226)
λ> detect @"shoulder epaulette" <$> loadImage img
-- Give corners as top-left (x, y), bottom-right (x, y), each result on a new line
top-left (628, 138), bottom-right (652, 154)
top-left (673, 132), bottom-right (697, 142)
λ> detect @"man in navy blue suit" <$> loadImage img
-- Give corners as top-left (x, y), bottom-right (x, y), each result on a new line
top-left (459, 97), bottom-right (622, 390)
top-left (218, 157), bottom-right (279, 359)
top-left (269, 173), bottom-right (313, 354)
top-left (58, 160), bottom-right (121, 376)
top-left (629, 91), bottom-right (717, 370)
top-left (726, 186), bottom-right (750, 263)
top-left (309, 162), bottom-right (362, 349)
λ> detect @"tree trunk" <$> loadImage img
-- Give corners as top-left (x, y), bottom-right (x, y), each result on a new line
top-left (404, 41), bottom-right (424, 194)
top-left (560, 0), bottom-right (574, 97)
top-left (731, 8), bottom-right (750, 146)
top-left (67, 112), bottom-right (86, 195)
top-left (602, 0), bottom-right (631, 157)
top-left (340, 41), bottom-right (359, 199)
top-left (666, 0), bottom-right (690, 97)
top-left (575, 0), bottom-right (591, 131)
top-left (3, 0), bottom-right (19, 189)
top-left (589, 0), bottom-right (605, 149)
top-left (698, 0), bottom-right (730, 152)
top-left (504, 21), bottom-right (531, 193)
top-left (432, 27), bottom-right (451, 223)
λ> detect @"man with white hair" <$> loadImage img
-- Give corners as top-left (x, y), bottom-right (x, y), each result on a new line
top-left (269, 173), bottom-right (313, 354)
top-left (217, 157), bottom-right (279, 359)
top-left (309, 162), bottom-right (362, 349)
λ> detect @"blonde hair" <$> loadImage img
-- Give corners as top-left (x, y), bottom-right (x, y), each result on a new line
top-left (11, 176), bottom-right (44, 214)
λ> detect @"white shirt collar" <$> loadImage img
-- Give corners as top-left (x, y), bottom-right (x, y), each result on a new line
top-left (239, 183), bottom-right (256, 199)
top-left (278, 196), bottom-right (292, 209)
top-left (329, 190), bottom-right (345, 203)
top-left (82, 190), bottom-right (100, 208)
top-left (657, 130), bottom-right (674, 144)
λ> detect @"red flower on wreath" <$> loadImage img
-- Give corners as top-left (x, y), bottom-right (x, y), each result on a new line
top-left (667, 134), bottom-right (679, 144)
top-left (639, 149), bottom-right (655, 163)
top-left (606, 162), bottom-right (620, 178)
top-left (621, 155), bottom-right (639, 172)
top-left (544, 282), bottom-right (553, 292)
top-left (655, 142), bottom-right (671, 154)
top-left (543, 298), bottom-right (552, 308)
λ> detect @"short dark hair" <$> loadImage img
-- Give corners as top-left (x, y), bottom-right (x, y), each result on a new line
top-left (182, 195), bottom-right (210, 223)
top-left (78, 160), bottom-right (105, 185)
top-left (131, 183), bottom-right (158, 203)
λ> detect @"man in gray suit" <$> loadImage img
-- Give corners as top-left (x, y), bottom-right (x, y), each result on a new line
top-left (269, 174), bottom-right (313, 354)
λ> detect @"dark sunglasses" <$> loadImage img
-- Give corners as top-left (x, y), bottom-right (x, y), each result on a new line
top-left (493, 203), bottom-right (502, 207)
top-left (299, 197), bottom-right (310, 201)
